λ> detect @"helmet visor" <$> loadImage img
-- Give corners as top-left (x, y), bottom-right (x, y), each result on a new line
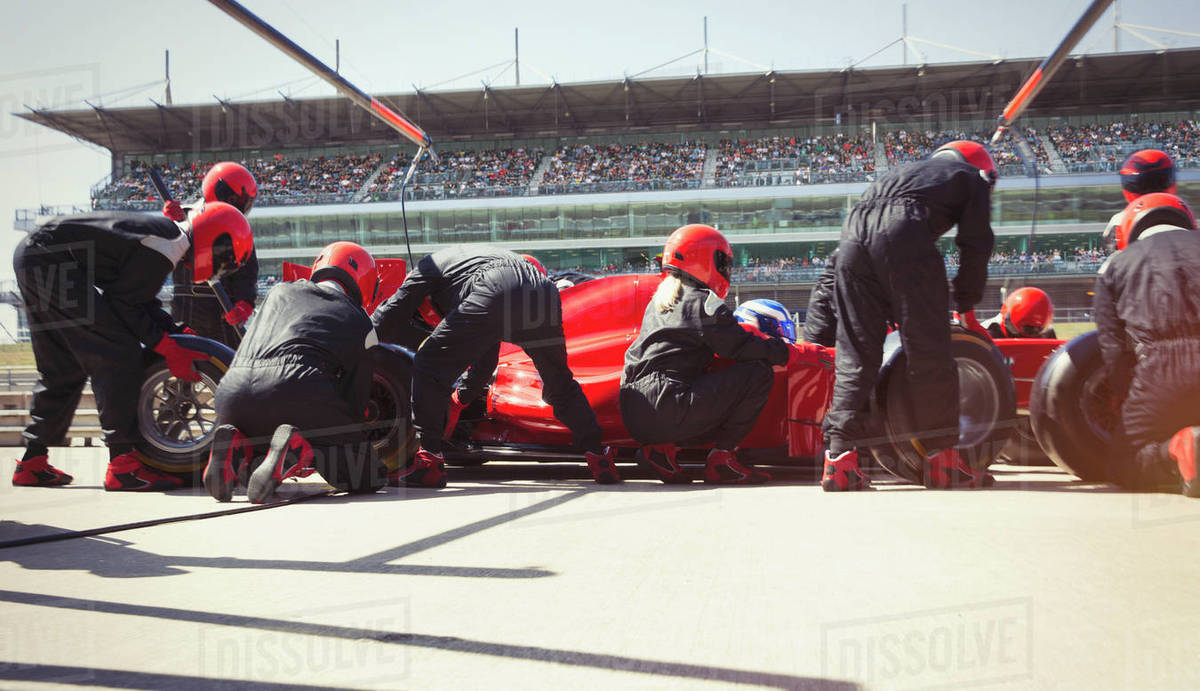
top-left (713, 249), bottom-right (732, 282)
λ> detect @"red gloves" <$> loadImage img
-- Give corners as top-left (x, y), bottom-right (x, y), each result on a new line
top-left (444, 390), bottom-right (468, 436)
top-left (153, 334), bottom-right (207, 382)
top-left (224, 300), bottom-right (254, 326)
top-left (957, 310), bottom-right (990, 340)
top-left (162, 201), bottom-right (185, 222)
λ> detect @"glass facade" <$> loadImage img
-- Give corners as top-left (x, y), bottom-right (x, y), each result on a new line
top-left (252, 181), bottom-right (1200, 272)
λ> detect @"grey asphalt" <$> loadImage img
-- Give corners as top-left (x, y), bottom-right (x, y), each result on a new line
top-left (2, 447), bottom-right (1199, 690)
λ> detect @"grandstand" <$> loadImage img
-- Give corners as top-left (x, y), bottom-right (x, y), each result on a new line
top-left (14, 47), bottom-right (1200, 316)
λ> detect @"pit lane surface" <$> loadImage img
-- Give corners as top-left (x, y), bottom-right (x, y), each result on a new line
top-left (1, 447), bottom-right (1198, 689)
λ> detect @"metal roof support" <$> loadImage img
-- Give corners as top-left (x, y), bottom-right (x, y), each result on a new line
top-left (553, 82), bottom-right (580, 131)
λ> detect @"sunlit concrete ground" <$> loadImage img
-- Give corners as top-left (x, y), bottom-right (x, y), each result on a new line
top-left (1, 446), bottom-right (1198, 689)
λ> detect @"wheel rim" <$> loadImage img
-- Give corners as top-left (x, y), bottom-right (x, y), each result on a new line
top-left (956, 356), bottom-right (1000, 447)
top-left (366, 372), bottom-right (402, 451)
top-left (138, 368), bottom-right (219, 454)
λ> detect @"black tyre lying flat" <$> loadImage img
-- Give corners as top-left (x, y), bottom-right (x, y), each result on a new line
top-left (136, 335), bottom-right (233, 474)
top-left (868, 327), bottom-right (1018, 484)
top-left (1028, 330), bottom-right (1115, 481)
top-left (369, 345), bottom-right (416, 474)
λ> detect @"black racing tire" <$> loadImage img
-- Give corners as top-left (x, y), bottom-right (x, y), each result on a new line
top-left (997, 417), bottom-right (1056, 466)
top-left (1029, 330), bottom-right (1115, 481)
top-left (136, 357), bottom-right (226, 475)
top-left (369, 346), bottom-right (416, 474)
top-left (868, 327), bottom-right (1019, 484)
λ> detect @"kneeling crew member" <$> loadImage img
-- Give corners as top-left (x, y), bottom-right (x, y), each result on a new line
top-left (372, 246), bottom-right (618, 487)
top-left (207, 242), bottom-right (387, 503)
top-left (11, 205), bottom-right (252, 490)
top-left (620, 225), bottom-right (791, 484)
top-left (1093, 193), bottom-right (1200, 496)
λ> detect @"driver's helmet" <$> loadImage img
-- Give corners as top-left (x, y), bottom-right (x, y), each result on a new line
top-left (734, 299), bottom-right (797, 342)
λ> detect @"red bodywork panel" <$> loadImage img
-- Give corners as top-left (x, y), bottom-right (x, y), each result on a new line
top-left (990, 337), bottom-right (1063, 411)
top-left (475, 273), bottom-right (838, 458)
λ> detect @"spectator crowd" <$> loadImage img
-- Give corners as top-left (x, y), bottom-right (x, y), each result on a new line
top-left (538, 141), bottom-right (705, 193)
top-left (91, 119), bottom-right (1197, 211)
top-left (713, 133), bottom-right (876, 187)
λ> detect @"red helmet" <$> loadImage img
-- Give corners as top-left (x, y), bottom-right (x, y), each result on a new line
top-left (520, 253), bottom-right (547, 276)
top-left (190, 201), bottom-right (254, 283)
top-left (1119, 149), bottom-right (1176, 203)
top-left (661, 224), bottom-right (734, 298)
top-left (1115, 192), bottom-right (1197, 251)
top-left (311, 241), bottom-right (378, 308)
top-left (932, 140), bottom-right (998, 187)
top-left (202, 162), bottom-right (258, 215)
top-left (1001, 287), bottom-right (1054, 337)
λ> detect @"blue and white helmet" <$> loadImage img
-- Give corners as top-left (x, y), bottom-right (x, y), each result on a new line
top-left (733, 299), bottom-right (797, 343)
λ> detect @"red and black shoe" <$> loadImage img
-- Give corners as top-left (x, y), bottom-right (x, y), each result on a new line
top-left (389, 448), bottom-right (448, 488)
top-left (12, 455), bottom-right (73, 487)
top-left (635, 444), bottom-right (689, 484)
top-left (821, 449), bottom-right (871, 492)
top-left (703, 449), bottom-right (770, 485)
top-left (247, 425), bottom-right (316, 504)
top-left (585, 446), bottom-right (622, 484)
top-left (203, 424), bottom-right (253, 502)
top-left (104, 452), bottom-right (184, 492)
top-left (1169, 426), bottom-right (1200, 498)
top-left (923, 448), bottom-right (994, 489)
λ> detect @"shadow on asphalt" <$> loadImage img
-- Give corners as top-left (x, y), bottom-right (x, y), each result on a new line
top-left (0, 490), bottom-right (593, 579)
top-left (0, 663), bottom-right (335, 690)
top-left (0, 589), bottom-right (862, 690)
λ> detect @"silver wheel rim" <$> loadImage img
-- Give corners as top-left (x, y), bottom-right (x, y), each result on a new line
top-left (137, 368), bottom-right (219, 453)
top-left (956, 356), bottom-right (1000, 447)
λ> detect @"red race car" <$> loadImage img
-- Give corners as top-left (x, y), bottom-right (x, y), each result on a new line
top-left (349, 263), bottom-right (1063, 484)
top-left (129, 259), bottom-right (1064, 484)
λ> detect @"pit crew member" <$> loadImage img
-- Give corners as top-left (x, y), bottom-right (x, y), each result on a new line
top-left (207, 242), bottom-right (387, 503)
top-left (11, 205), bottom-right (253, 490)
top-left (163, 162), bottom-right (260, 348)
top-left (1093, 193), bottom-right (1200, 496)
top-left (620, 225), bottom-right (791, 484)
top-left (371, 246), bottom-right (619, 487)
top-left (1101, 149), bottom-right (1177, 248)
top-left (822, 140), bottom-right (998, 492)
top-left (981, 286), bottom-right (1057, 339)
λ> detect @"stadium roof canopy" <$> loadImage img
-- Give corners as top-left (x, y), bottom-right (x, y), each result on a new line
top-left (18, 48), bottom-right (1200, 156)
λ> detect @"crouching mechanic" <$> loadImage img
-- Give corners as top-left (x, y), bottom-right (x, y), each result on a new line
top-left (11, 205), bottom-right (252, 490)
top-left (205, 242), bottom-right (386, 503)
top-left (371, 246), bottom-right (619, 487)
top-left (981, 287), bottom-right (1056, 339)
top-left (1093, 193), bottom-right (1200, 496)
top-left (620, 225), bottom-right (792, 484)
top-left (823, 140), bottom-right (998, 492)
top-left (163, 162), bottom-right (260, 348)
